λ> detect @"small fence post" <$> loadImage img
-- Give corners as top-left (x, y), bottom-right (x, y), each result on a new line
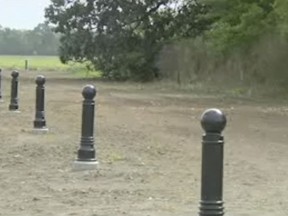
top-left (25, 60), bottom-right (28, 71)
top-left (9, 70), bottom-right (20, 112)
top-left (199, 108), bottom-right (227, 216)
top-left (33, 75), bottom-right (48, 133)
top-left (73, 84), bottom-right (98, 171)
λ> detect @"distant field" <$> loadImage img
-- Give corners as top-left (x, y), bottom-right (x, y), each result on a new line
top-left (0, 55), bottom-right (101, 78)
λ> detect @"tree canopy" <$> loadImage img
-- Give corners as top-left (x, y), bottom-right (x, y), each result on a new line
top-left (45, 0), bottom-right (210, 81)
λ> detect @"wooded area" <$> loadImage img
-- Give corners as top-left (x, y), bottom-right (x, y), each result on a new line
top-left (2, 0), bottom-right (288, 87)
top-left (44, 0), bottom-right (288, 86)
top-left (0, 23), bottom-right (59, 56)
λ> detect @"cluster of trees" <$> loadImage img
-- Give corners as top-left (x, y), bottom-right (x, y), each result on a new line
top-left (0, 23), bottom-right (59, 55)
top-left (45, 0), bottom-right (288, 83)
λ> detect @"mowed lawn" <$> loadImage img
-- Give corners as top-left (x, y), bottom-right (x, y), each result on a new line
top-left (0, 55), bottom-right (101, 78)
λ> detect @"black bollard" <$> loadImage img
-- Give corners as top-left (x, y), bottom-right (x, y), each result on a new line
top-left (0, 68), bottom-right (3, 102)
top-left (9, 70), bottom-right (19, 112)
top-left (73, 84), bottom-right (98, 171)
top-left (199, 108), bottom-right (227, 216)
top-left (33, 75), bottom-right (48, 132)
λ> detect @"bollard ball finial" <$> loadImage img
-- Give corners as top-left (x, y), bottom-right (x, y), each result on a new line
top-left (82, 84), bottom-right (96, 99)
top-left (201, 108), bottom-right (227, 133)
top-left (11, 70), bottom-right (19, 78)
top-left (35, 75), bottom-right (45, 85)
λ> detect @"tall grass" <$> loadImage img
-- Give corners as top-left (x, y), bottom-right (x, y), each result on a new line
top-left (157, 35), bottom-right (288, 98)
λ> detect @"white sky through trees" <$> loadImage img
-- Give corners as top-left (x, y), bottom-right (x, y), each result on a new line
top-left (0, 0), bottom-right (189, 29)
top-left (0, 0), bottom-right (50, 29)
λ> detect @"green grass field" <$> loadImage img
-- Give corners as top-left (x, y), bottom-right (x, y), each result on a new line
top-left (0, 55), bottom-right (101, 78)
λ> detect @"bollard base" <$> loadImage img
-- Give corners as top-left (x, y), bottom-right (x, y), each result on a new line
top-left (72, 160), bottom-right (99, 171)
top-left (32, 127), bottom-right (49, 134)
top-left (9, 110), bottom-right (21, 113)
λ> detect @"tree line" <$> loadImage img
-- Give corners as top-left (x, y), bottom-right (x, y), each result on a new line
top-left (0, 23), bottom-right (59, 56)
top-left (45, 0), bottom-right (288, 84)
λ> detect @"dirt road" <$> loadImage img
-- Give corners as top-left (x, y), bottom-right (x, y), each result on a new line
top-left (0, 70), bottom-right (287, 216)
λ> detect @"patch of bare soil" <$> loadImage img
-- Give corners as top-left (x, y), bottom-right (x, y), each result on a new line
top-left (0, 70), bottom-right (287, 216)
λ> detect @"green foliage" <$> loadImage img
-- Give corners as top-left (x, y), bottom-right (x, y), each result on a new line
top-left (44, 0), bottom-right (288, 86)
top-left (45, 0), bottom-right (209, 81)
top-left (0, 23), bottom-right (59, 55)
top-left (273, 0), bottom-right (288, 36)
top-left (204, 0), bottom-right (276, 53)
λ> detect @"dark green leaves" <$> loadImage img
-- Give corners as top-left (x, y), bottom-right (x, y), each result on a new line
top-left (45, 0), bottom-right (209, 81)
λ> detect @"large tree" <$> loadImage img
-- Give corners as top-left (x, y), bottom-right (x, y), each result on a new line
top-left (45, 0), bottom-right (209, 81)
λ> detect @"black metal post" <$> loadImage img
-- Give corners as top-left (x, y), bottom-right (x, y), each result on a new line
top-left (33, 75), bottom-right (48, 131)
top-left (0, 68), bottom-right (3, 101)
top-left (9, 70), bottom-right (19, 111)
top-left (199, 108), bottom-right (227, 216)
top-left (76, 84), bottom-right (97, 162)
